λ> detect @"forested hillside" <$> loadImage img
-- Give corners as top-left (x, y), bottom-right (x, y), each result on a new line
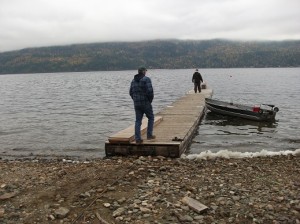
top-left (0, 39), bottom-right (299, 74)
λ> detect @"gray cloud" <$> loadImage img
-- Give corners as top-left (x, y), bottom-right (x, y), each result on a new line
top-left (0, 0), bottom-right (299, 52)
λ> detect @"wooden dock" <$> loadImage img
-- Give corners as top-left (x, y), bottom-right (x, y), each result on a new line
top-left (105, 87), bottom-right (213, 157)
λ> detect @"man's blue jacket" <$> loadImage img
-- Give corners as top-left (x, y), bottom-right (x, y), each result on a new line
top-left (129, 73), bottom-right (154, 106)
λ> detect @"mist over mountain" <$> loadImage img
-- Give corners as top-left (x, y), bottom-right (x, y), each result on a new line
top-left (0, 39), bottom-right (299, 74)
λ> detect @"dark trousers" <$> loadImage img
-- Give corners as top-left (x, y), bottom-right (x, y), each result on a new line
top-left (134, 103), bottom-right (154, 141)
top-left (194, 82), bottom-right (201, 93)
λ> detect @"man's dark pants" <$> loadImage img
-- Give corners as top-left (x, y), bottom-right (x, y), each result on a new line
top-left (194, 82), bottom-right (201, 93)
top-left (134, 103), bottom-right (154, 141)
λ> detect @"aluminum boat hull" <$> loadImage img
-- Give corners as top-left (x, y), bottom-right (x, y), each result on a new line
top-left (205, 98), bottom-right (278, 121)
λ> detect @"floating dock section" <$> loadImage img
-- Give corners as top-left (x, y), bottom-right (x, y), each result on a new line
top-left (105, 87), bottom-right (213, 157)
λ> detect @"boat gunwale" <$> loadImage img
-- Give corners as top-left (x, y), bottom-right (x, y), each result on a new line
top-left (205, 98), bottom-right (277, 121)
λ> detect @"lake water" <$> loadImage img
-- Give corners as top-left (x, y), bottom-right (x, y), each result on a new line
top-left (0, 68), bottom-right (299, 160)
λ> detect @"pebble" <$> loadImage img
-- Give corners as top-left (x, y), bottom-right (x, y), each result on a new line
top-left (0, 208), bottom-right (4, 218)
top-left (0, 155), bottom-right (299, 224)
top-left (54, 207), bottom-right (70, 219)
top-left (113, 207), bottom-right (125, 217)
top-left (103, 203), bottom-right (111, 208)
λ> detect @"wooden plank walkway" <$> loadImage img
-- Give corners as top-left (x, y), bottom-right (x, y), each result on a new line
top-left (105, 87), bottom-right (213, 157)
top-left (108, 116), bottom-right (163, 143)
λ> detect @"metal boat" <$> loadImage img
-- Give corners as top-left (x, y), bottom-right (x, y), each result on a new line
top-left (205, 98), bottom-right (279, 121)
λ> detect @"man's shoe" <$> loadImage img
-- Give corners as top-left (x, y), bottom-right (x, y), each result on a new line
top-left (147, 135), bottom-right (156, 140)
top-left (136, 139), bottom-right (143, 144)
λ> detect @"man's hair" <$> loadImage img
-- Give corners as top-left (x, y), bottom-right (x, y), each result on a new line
top-left (138, 67), bottom-right (147, 73)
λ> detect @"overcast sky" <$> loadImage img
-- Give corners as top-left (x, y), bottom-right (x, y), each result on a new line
top-left (0, 0), bottom-right (299, 52)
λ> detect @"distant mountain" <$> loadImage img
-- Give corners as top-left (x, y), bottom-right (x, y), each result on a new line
top-left (0, 39), bottom-right (299, 74)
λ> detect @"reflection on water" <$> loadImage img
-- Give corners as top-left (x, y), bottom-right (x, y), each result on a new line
top-left (205, 111), bottom-right (278, 131)
top-left (189, 109), bottom-right (294, 154)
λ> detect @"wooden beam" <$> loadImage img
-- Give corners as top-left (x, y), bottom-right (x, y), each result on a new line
top-left (108, 116), bottom-right (163, 143)
top-left (181, 196), bottom-right (208, 214)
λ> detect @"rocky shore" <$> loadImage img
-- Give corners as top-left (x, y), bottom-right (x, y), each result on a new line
top-left (0, 154), bottom-right (299, 224)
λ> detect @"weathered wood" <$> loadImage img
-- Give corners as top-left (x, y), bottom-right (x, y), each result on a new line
top-left (105, 88), bottom-right (213, 157)
top-left (108, 116), bottom-right (163, 143)
top-left (0, 191), bottom-right (17, 200)
top-left (105, 142), bottom-right (181, 157)
top-left (181, 196), bottom-right (208, 214)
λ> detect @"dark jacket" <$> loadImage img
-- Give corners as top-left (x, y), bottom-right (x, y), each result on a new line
top-left (192, 72), bottom-right (203, 83)
top-left (129, 73), bottom-right (154, 106)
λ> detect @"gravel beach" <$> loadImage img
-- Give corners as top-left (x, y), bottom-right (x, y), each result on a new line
top-left (0, 154), bottom-right (300, 224)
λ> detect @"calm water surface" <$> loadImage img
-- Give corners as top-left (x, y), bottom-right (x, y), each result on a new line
top-left (0, 68), bottom-right (299, 159)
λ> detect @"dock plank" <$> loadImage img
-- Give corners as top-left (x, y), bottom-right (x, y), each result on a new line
top-left (108, 116), bottom-right (163, 143)
top-left (105, 88), bottom-right (213, 157)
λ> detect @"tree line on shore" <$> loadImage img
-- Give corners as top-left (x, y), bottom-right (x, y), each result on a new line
top-left (0, 39), bottom-right (299, 74)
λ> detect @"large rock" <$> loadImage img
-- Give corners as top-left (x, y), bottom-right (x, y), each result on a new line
top-left (54, 207), bottom-right (70, 219)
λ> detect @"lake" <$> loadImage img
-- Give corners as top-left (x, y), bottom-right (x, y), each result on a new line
top-left (0, 68), bottom-right (299, 160)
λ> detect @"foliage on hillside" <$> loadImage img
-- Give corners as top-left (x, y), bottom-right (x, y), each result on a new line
top-left (0, 39), bottom-right (299, 74)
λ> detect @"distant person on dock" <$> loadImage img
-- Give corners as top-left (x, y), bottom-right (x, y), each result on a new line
top-left (129, 67), bottom-right (156, 144)
top-left (192, 69), bottom-right (203, 93)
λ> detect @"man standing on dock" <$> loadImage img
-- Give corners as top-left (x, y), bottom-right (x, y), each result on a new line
top-left (192, 69), bottom-right (203, 93)
top-left (129, 67), bottom-right (156, 144)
